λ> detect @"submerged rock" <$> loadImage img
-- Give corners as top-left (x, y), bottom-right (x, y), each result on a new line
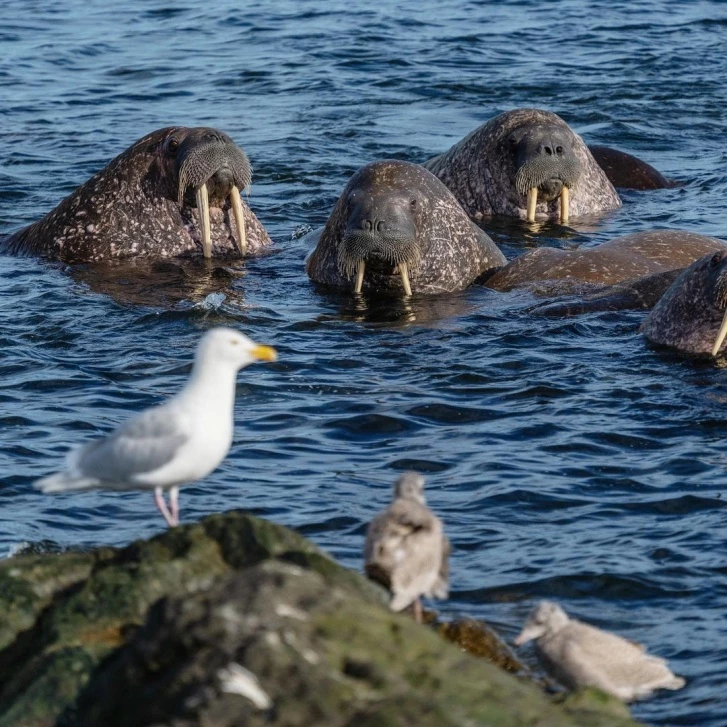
top-left (0, 512), bottom-right (641, 726)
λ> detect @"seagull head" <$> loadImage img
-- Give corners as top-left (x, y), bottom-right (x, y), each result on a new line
top-left (196, 327), bottom-right (277, 371)
top-left (514, 600), bottom-right (569, 645)
top-left (393, 471), bottom-right (426, 505)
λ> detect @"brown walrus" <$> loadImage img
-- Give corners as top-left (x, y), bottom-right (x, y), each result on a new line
top-left (587, 146), bottom-right (675, 191)
top-left (2, 127), bottom-right (271, 263)
top-left (306, 160), bottom-right (506, 296)
top-left (484, 231), bottom-right (726, 294)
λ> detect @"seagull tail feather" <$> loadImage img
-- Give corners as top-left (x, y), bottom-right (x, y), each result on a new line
top-left (34, 472), bottom-right (99, 493)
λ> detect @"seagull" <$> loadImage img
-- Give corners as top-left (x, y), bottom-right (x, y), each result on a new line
top-left (34, 327), bottom-right (277, 527)
top-left (364, 472), bottom-right (449, 623)
top-left (514, 601), bottom-right (686, 702)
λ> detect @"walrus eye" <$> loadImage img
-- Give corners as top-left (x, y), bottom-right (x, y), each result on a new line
top-left (711, 253), bottom-right (722, 268)
top-left (508, 135), bottom-right (517, 148)
top-left (166, 138), bottom-right (180, 154)
top-left (410, 199), bottom-right (417, 210)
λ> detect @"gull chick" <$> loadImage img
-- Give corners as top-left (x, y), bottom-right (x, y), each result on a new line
top-left (364, 472), bottom-right (449, 623)
top-left (35, 327), bottom-right (277, 527)
top-left (515, 601), bottom-right (686, 702)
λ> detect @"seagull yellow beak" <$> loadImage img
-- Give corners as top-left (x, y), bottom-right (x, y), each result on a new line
top-left (251, 344), bottom-right (278, 362)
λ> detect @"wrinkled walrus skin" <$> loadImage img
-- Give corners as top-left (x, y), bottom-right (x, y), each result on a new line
top-left (306, 160), bottom-right (506, 296)
top-left (424, 109), bottom-right (621, 222)
top-left (2, 127), bottom-right (271, 263)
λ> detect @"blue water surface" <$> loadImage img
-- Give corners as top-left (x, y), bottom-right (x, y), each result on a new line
top-left (2, 2), bottom-right (727, 724)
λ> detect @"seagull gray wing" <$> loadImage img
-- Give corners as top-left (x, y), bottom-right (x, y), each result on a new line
top-left (74, 404), bottom-right (191, 485)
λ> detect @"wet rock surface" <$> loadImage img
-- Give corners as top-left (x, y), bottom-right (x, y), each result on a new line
top-left (0, 512), bottom-right (640, 726)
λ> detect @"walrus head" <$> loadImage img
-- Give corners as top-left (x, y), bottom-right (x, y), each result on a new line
top-left (642, 249), bottom-right (727, 357)
top-left (163, 128), bottom-right (252, 257)
top-left (505, 122), bottom-right (582, 224)
top-left (337, 164), bottom-right (425, 296)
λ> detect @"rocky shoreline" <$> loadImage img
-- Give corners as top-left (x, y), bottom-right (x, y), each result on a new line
top-left (0, 512), bottom-right (639, 726)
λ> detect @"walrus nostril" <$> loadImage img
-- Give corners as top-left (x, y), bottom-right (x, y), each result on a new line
top-left (362, 220), bottom-right (373, 231)
top-left (544, 146), bottom-right (553, 156)
top-left (376, 220), bottom-right (386, 232)
top-left (211, 167), bottom-right (234, 187)
top-left (556, 145), bottom-right (564, 155)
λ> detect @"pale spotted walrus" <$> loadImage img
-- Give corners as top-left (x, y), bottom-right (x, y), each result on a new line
top-left (306, 160), bottom-right (506, 295)
top-left (425, 109), bottom-right (623, 223)
top-left (3, 127), bottom-right (271, 262)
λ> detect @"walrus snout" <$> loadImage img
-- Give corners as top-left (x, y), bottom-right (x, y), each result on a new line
top-left (509, 123), bottom-right (581, 224)
top-left (175, 128), bottom-right (253, 258)
top-left (338, 195), bottom-right (421, 296)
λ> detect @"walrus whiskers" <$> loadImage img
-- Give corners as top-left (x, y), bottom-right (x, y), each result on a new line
top-left (399, 262), bottom-right (412, 296)
top-left (526, 187), bottom-right (538, 222)
top-left (195, 184), bottom-right (212, 258)
top-left (354, 260), bottom-right (365, 293)
top-left (230, 185), bottom-right (247, 256)
top-left (712, 309), bottom-right (727, 356)
top-left (560, 186), bottom-right (570, 224)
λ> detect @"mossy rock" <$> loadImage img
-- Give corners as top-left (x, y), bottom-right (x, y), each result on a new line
top-left (0, 512), bottom-right (641, 727)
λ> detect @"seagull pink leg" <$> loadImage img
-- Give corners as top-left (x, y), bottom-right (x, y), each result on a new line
top-left (154, 487), bottom-right (176, 528)
top-left (169, 486), bottom-right (180, 527)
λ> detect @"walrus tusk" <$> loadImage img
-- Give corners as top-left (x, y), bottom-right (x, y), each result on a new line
top-left (560, 186), bottom-right (570, 224)
top-left (399, 262), bottom-right (412, 296)
top-left (354, 260), bottom-right (365, 293)
top-left (196, 184), bottom-right (212, 258)
top-left (230, 185), bottom-right (247, 256)
top-left (712, 309), bottom-right (727, 357)
top-left (526, 187), bottom-right (538, 223)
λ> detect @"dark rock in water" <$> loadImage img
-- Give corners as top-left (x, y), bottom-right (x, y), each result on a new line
top-left (0, 512), bottom-right (640, 726)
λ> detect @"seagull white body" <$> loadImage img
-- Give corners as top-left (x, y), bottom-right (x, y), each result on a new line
top-left (515, 601), bottom-right (685, 702)
top-left (35, 328), bottom-right (277, 527)
top-left (364, 472), bottom-right (449, 622)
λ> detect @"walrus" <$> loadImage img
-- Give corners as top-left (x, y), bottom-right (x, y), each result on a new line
top-left (641, 250), bottom-right (727, 357)
top-left (484, 231), bottom-right (727, 294)
top-left (305, 160), bottom-right (506, 295)
top-left (424, 109), bottom-right (621, 223)
top-left (587, 146), bottom-right (675, 190)
top-left (2, 127), bottom-right (271, 263)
